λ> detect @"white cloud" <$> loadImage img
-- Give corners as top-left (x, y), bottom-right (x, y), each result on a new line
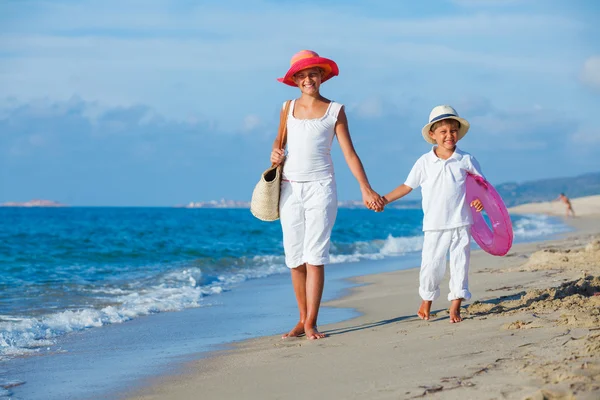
top-left (28, 134), bottom-right (46, 147)
top-left (571, 126), bottom-right (600, 144)
top-left (131, 142), bottom-right (156, 159)
top-left (353, 97), bottom-right (384, 118)
top-left (452, 0), bottom-right (523, 7)
top-left (465, 104), bottom-right (576, 151)
top-left (0, 0), bottom-right (591, 130)
top-left (0, 95), bottom-right (593, 204)
top-left (581, 56), bottom-right (600, 90)
top-left (454, 96), bottom-right (494, 117)
top-left (242, 114), bottom-right (261, 132)
top-left (1, 0), bottom-right (582, 38)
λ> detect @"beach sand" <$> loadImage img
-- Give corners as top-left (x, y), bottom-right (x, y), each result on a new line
top-left (508, 195), bottom-right (600, 217)
top-left (126, 197), bottom-right (600, 400)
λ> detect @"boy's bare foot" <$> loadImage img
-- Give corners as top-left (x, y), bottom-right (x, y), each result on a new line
top-left (305, 325), bottom-right (326, 340)
top-left (417, 300), bottom-right (432, 320)
top-left (449, 299), bottom-right (463, 323)
top-left (282, 321), bottom-right (305, 339)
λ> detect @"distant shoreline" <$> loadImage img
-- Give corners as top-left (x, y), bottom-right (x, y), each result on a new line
top-left (4, 194), bottom-right (598, 210)
top-left (179, 199), bottom-right (422, 209)
top-left (1, 199), bottom-right (67, 207)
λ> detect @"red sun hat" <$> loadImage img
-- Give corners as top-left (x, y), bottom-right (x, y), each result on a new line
top-left (277, 50), bottom-right (339, 87)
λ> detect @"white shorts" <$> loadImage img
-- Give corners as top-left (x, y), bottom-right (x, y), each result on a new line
top-left (279, 177), bottom-right (338, 268)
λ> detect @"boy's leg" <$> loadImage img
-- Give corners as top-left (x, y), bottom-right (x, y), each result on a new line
top-left (448, 226), bottom-right (472, 323)
top-left (417, 300), bottom-right (433, 320)
top-left (419, 230), bottom-right (452, 319)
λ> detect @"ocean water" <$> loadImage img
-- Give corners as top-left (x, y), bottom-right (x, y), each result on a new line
top-left (0, 207), bottom-right (570, 398)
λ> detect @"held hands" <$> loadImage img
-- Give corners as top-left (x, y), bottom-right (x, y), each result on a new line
top-left (270, 149), bottom-right (285, 166)
top-left (470, 199), bottom-right (484, 212)
top-left (362, 187), bottom-right (386, 212)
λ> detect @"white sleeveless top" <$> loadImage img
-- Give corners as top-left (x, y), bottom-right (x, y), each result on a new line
top-left (282, 99), bottom-right (343, 182)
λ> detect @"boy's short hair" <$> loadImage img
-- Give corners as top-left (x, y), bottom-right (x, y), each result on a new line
top-left (430, 118), bottom-right (461, 133)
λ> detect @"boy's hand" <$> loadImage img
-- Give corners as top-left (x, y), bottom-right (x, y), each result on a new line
top-left (362, 188), bottom-right (385, 212)
top-left (470, 199), bottom-right (484, 212)
top-left (369, 201), bottom-right (385, 212)
top-left (371, 195), bottom-right (389, 212)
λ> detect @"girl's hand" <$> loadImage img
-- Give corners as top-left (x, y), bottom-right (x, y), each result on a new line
top-left (362, 188), bottom-right (385, 212)
top-left (270, 149), bottom-right (285, 165)
top-left (470, 199), bottom-right (484, 212)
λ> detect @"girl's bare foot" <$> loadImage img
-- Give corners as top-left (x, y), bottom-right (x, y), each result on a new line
top-left (305, 325), bottom-right (326, 340)
top-left (417, 300), bottom-right (432, 320)
top-left (282, 322), bottom-right (305, 339)
top-left (449, 299), bottom-right (463, 323)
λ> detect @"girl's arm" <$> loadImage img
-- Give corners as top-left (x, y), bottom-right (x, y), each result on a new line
top-left (335, 107), bottom-right (385, 211)
top-left (383, 184), bottom-right (413, 205)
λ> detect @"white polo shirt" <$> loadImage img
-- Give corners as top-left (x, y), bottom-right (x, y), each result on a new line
top-left (405, 147), bottom-right (484, 231)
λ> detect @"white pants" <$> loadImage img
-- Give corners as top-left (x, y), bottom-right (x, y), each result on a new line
top-left (419, 226), bottom-right (472, 302)
top-left (279, 177), bottom-right (338, 268)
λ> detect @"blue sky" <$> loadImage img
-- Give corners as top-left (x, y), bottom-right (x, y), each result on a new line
top-left (1, 0), bottom-right (599, 206)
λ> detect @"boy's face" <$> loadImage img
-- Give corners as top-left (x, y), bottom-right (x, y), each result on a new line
top-left (293, 67), bottom-right (323, 95)
top-left (429, 119), bottom-right (460, 151)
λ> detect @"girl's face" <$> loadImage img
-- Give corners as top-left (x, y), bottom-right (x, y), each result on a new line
top-left (429, 119), bottom-right (460, 151)
top-left (292, 67), bottom-right (323, 95)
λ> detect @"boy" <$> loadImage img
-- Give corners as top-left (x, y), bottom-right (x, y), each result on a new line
top-left (382, 105), bottom-right (484, 323)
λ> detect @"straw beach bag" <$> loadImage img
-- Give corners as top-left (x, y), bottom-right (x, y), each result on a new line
top-left (250, 100), bottom-right (291, 221)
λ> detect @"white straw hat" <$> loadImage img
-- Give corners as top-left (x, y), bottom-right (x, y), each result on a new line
top-left (421, 105), bottom-right (470, 144)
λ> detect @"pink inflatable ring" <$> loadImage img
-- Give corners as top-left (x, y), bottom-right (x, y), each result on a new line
top-left (465, 174), bottom-right (513, 256)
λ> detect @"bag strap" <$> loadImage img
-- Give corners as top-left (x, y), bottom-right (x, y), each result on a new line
top-left (278, 100), bottom-right (292, 150)
top-left (270, 100), bottom-right (291, 168)
top-left (269, 100), bottom-right (291, 168)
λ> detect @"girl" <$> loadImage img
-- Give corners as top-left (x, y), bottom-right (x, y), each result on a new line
top-left (270, 50), bottom-right (384, 339)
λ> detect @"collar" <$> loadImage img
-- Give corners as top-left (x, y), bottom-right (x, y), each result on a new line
top-left (427, 146), bottom-right (464, 163)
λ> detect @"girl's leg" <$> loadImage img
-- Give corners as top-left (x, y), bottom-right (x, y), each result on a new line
top-left (302, 177), bottom-right (337, 339)
top-left (304, 263), bottom-right (325, 339)
top-left (279, 181), bottom-right (307, 338)
top-left (283, 263), bottom-right (308, 338)
top-left (448, 227), bottom-right (472, 323)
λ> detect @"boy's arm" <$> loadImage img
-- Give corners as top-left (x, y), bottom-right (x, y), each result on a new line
top-left (468, 156), bottom-right (485, 211)
top-left (383, 184), bottom-right (413, 205)
top-left (383, 158), bottom-right (421, 205)
top-left (468, 156), bottom-right (485, 178)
